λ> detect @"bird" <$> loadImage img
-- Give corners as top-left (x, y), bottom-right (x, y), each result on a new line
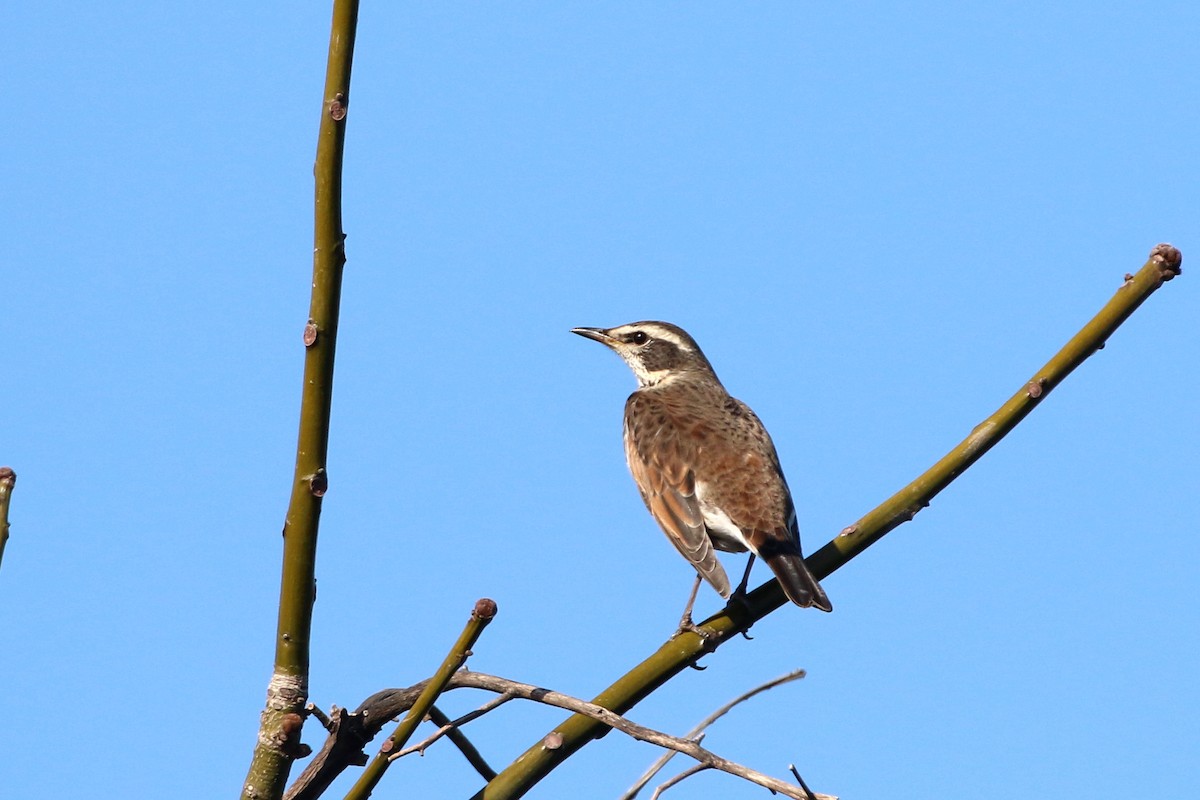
top-left (572, 321), bottom-right (831, 630)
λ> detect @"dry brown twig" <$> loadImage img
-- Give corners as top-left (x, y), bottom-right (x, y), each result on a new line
top-left (392, 672), bottom-right (824, 799)
top-left (623, 669), bottom-right (808, 800)
top-left (391, 693), bottom-right (517, 761)
top-left (650, 763), bottom-right (710, 799)
top-left (286, 670), bottom-right (831, 800)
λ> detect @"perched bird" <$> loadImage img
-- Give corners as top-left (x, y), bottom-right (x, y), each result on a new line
top-left (572, 321), bottom-right (831, 628)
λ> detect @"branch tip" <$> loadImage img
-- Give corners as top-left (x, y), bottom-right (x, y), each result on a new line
top-left (1149, 243), bottom-right (1182, 277)
top-left (473, 597), bottom-right (498, 620)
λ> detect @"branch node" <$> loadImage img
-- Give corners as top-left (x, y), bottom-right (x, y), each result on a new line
top-left (329, 92), bottom-right (348, 121)
top-left (303, 321), bottom-right (319, 347)
top-left (542, 732), bottom-right (564, 750)
top-left (307, 469), bottom-right (328, 497)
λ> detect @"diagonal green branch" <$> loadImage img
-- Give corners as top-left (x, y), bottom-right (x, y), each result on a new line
top-left (344, 599), bottom-right (499, 800)
top-left (240, 2), bottom-right (360, 799)
top-left (472, 244), bottom-right (1182, 800)
top-left (0, 467), bottom-right (15, 572)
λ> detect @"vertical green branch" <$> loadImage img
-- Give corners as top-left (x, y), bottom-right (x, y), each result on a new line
top-left (241, 2), bottom-right (360, 799)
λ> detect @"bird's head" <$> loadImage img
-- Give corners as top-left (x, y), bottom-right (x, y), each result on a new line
top-left (571, 321), bottom-right (717, 387)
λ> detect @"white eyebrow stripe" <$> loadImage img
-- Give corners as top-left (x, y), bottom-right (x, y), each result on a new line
top-left (615, 323), bottom-right (694, 353)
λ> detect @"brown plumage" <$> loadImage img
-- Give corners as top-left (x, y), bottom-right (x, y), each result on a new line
top-left (573, 321), bottom-right (831, 617)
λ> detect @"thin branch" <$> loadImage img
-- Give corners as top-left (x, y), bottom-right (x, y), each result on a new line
top-left (343, 599), bottom-right (498, 800)
top-left (623, 670), bottom-right (806, 799)
top-left (424, 705), bottom-right (499, 782)
top-left (474, 244), bottom-right (1183, 800)
top-left (286, 671), bottom-right (827, 800)
top-left (240, 2), bottom-right (360, 799)
top-left (789, 764), bottom-right (821, 800)
top-left (394, 696), bottom-right (514, 763)
top-left (307, 704), bottom-right (335, 732)
top-left (650, 763), bottom-right (710, 799)
top-left (437, 672), bottom-right (825, 799)
top-left (0, 467), bottom-right (14, 572)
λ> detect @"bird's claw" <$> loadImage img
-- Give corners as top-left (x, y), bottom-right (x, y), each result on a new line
top-left (674, 615), bottom-right (718, 643)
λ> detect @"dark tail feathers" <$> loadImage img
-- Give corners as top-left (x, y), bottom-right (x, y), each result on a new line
top-left (764, 552), bottom-right (832, 612)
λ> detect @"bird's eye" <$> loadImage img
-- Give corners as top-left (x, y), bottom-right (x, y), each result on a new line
top-left (630, 331), bottom-right (649, 345)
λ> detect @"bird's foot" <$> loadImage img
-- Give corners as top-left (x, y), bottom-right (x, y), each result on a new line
top-left (674, 614), bottom-right (717, 642)
top-left (724, 590), bottom-right (755, 639)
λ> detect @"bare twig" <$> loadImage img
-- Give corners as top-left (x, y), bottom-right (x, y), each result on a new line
top-left (426, 705), bottom-right (500, 781)
top-left (437, 672), bottom-right (822, 799)
top-left (394, 695), bottom-right (515, 761)
top-left (650, 763), bottom-right (710, 799)
top-left (343, 599), bottom-right (498, 800)
top-left (789, 764), bottom-right (821, 800)
top-left (285, 671), bottom-right (831, 800)
top-left (307, 704), bottom-right (334, 732)
top-left (623, 669), bottom-right (806, 799)
top-left (475, 245), bottom-right (1183, 800)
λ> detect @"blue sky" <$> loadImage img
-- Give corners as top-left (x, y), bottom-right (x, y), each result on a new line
top-left (3, 3), bottom-right (1196, 798)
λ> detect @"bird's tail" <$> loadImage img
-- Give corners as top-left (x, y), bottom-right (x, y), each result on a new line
top-left (763, 552), bottom-right (832, 612)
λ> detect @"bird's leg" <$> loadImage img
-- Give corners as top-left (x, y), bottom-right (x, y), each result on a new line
top-left (674, 574), bottom-right (711, 638)
top-left (731, 554), bottom-right (756, 600)
top-left (728, 555), bottom-right (757, 640)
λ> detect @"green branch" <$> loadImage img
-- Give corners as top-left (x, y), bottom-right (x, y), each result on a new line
top-left (0, 467), bottom-right (15, 572)
top-left (240, 2), bottom-right (360, 798)
top-left (473, 244), bottom-right (1182, 800)
top-left (344, 600), bottom-right (499, 800)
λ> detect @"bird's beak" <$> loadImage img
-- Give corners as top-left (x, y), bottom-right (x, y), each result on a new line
top-left (571, 327), bottom-right (617, 347)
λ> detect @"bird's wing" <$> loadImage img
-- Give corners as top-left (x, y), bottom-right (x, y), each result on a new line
top-left (624, 394), bottom-right (732, 598)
